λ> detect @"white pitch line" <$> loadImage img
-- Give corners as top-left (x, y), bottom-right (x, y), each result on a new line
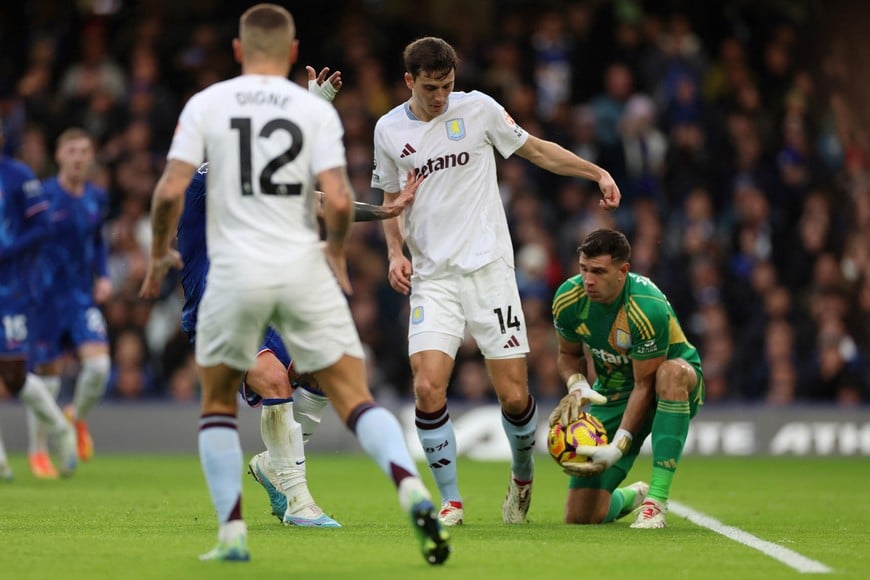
top-left (669, 501), bottom-right (832, 574)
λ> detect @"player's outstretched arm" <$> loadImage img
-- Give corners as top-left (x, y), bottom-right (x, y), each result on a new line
top-left (515, 135), bottom-right (621, 210)
top-left (139, 159), bottom-right (192, 299)
top-left (353, 170), bottom-right (422, 222)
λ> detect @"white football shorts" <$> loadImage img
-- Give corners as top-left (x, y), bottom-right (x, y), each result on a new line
top-left (407, 258), bottom-right (529, 359)
top-left (195, 246), bottom-right (364, 373)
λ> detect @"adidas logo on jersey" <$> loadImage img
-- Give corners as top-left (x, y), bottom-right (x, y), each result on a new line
top-left (400, 143), bottom-right (416, 158)
top-left (503, 335), bottom-right (520, 349)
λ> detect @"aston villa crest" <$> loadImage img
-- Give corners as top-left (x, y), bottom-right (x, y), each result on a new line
top-left (615, 329), bottom-right (632, 349)
top-left (445, 118), bottom-right (466, 140)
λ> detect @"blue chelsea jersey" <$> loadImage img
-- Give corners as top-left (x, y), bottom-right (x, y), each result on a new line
top-left (178, 163), bottom-right (209, 334)
top-left (35, 177), bottom-right (109, 300)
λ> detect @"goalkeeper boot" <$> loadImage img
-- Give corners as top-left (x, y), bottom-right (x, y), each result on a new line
top-left (616, 481), bottom-right (649, 520)
top-left (400, 477), bottom-right (451, 565)
top-left (502, 474), bottom-right (533, 524)
top-left (199, 520), bottom-right (250, 562)
top-left (247, 451), bottom-right (287, 519)
top-left (28, 451), bottom-right (59, 479)
top-left (438, 500), bottom-right (464, 526)
top-left (630, 498), bottom-right (667, 529)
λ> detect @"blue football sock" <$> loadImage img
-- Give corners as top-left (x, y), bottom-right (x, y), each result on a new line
top-left (416, 405), bottom-right (461, 503)
top-left (352, 405), bottom-right (421, 484)
top-left (501, 396), bottom-right (537, 481)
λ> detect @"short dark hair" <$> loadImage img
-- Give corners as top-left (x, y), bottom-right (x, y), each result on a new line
top-left (578, 229), bottom-right (631, 263)
top-left (403, 37), bottom-right (459, 80)
top-left (239, 3), bottom-right (295, 58)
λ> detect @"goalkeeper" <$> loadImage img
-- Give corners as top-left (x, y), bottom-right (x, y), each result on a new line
top-left (549, 228), bottom-right (704, 528)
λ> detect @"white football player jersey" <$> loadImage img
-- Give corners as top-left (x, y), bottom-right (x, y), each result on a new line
top-left (372, 91), bottom-right (529, 278)
top-left (168, 74), bottom-right (346, 278)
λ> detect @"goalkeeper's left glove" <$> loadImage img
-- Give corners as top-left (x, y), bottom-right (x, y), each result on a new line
top-left (562, 428), bottom-right (633, 477)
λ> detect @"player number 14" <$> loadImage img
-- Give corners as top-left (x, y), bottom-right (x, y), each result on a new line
top-left (493, 306), bottom-right (521, 334)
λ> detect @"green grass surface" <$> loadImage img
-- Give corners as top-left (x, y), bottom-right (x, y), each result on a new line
top-left (1, 454), bottom-right (868, 579)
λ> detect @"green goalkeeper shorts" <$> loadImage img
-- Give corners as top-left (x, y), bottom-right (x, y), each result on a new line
top-left (568, 369), bottom-right (704, 492)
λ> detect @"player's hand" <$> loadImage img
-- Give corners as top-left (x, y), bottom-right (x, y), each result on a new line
top-left (387, 254), bottom-right (413, 295)
top-left (598, 171), bottom-right (621, 211)
top-left (93, 276), bottom-right (113, 305)
top-left (139, 250), bottom-right (183, 299)
top-left (382, 171), bottom-right (422, 218)
top-left (306, 66), bottom-right (342, 102)
top-left (547, 373), bottom-right (607, 427)
top-left (567, 428), bottom-right (632, 476)
top-left (566, 442), bottom-right (625, 477)
top-left (323, 243), bottom-right (353, 295)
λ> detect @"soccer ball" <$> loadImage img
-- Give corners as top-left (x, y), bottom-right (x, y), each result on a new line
top-left (547, 413), bottom-right (609, 465)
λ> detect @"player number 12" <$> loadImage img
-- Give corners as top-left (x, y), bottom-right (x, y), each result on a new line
top-left (230, 117), bottom-right (304, 197)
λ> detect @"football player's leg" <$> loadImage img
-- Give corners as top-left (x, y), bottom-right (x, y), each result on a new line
top-left (566, 478), bottom-right (650, 524)
top-left (195, 286), bottom-right (270, 562)
top-left (19, 371), bottom-right (77, 477)
top-left (598, 460), bottom-right (646, 522)
top-left (634, 359), bottom-right (698, 529)
top-left (26, 316), bottom-right (64, 476)
top-left (26, 363), bottom-right (63, 478)
top-left (282, 254), bottom-right (448, 563)
top-left (245, 343), bottom-right (339, 528)
top-left (68, 334), bottom-right (111, 461)
top-left (291, 382), bottom-right (329, 445)
top-left (469, 260), bottom-right (535, 523)
top-left (489, 357), bottom-right (537, 524)
top-left (315, 355), bottom-right (449, 565)
top-left (71, 306), bottom-right (111, 421)
top-left (0, 422), bottom-right (13, 481)
top-left (410, 347), bottom-right (464, 525)
top-left (197, 363), bottom-right (249, 561)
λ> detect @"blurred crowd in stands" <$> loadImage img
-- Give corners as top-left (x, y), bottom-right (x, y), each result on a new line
top-left (1, 0), bottom-right (868, 406)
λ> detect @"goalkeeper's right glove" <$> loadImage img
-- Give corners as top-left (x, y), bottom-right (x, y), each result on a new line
top-left (547, 373), bottom-right (608, 427)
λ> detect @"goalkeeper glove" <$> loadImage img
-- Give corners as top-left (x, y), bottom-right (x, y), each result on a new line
top-left (563, 428), bottom-right (633, 477)
top-left (547, 373), bottom-right (608, 427)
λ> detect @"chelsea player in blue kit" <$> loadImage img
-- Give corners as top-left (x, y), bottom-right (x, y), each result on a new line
top-left (180, 161), bottom-right (340, 527)
top-left (176, 67), bottom-right (421, 527)
top-left (0, 124), bottom-right (78, 480)
top-left (26, 128), bottom-right (112, 478)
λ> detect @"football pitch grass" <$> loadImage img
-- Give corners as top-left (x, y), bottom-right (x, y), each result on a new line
top-left (1, 454), bottom-right (868, 579)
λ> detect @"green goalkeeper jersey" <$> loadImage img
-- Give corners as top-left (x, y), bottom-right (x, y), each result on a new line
top-left (552, 272), bottom-right (701, 398)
